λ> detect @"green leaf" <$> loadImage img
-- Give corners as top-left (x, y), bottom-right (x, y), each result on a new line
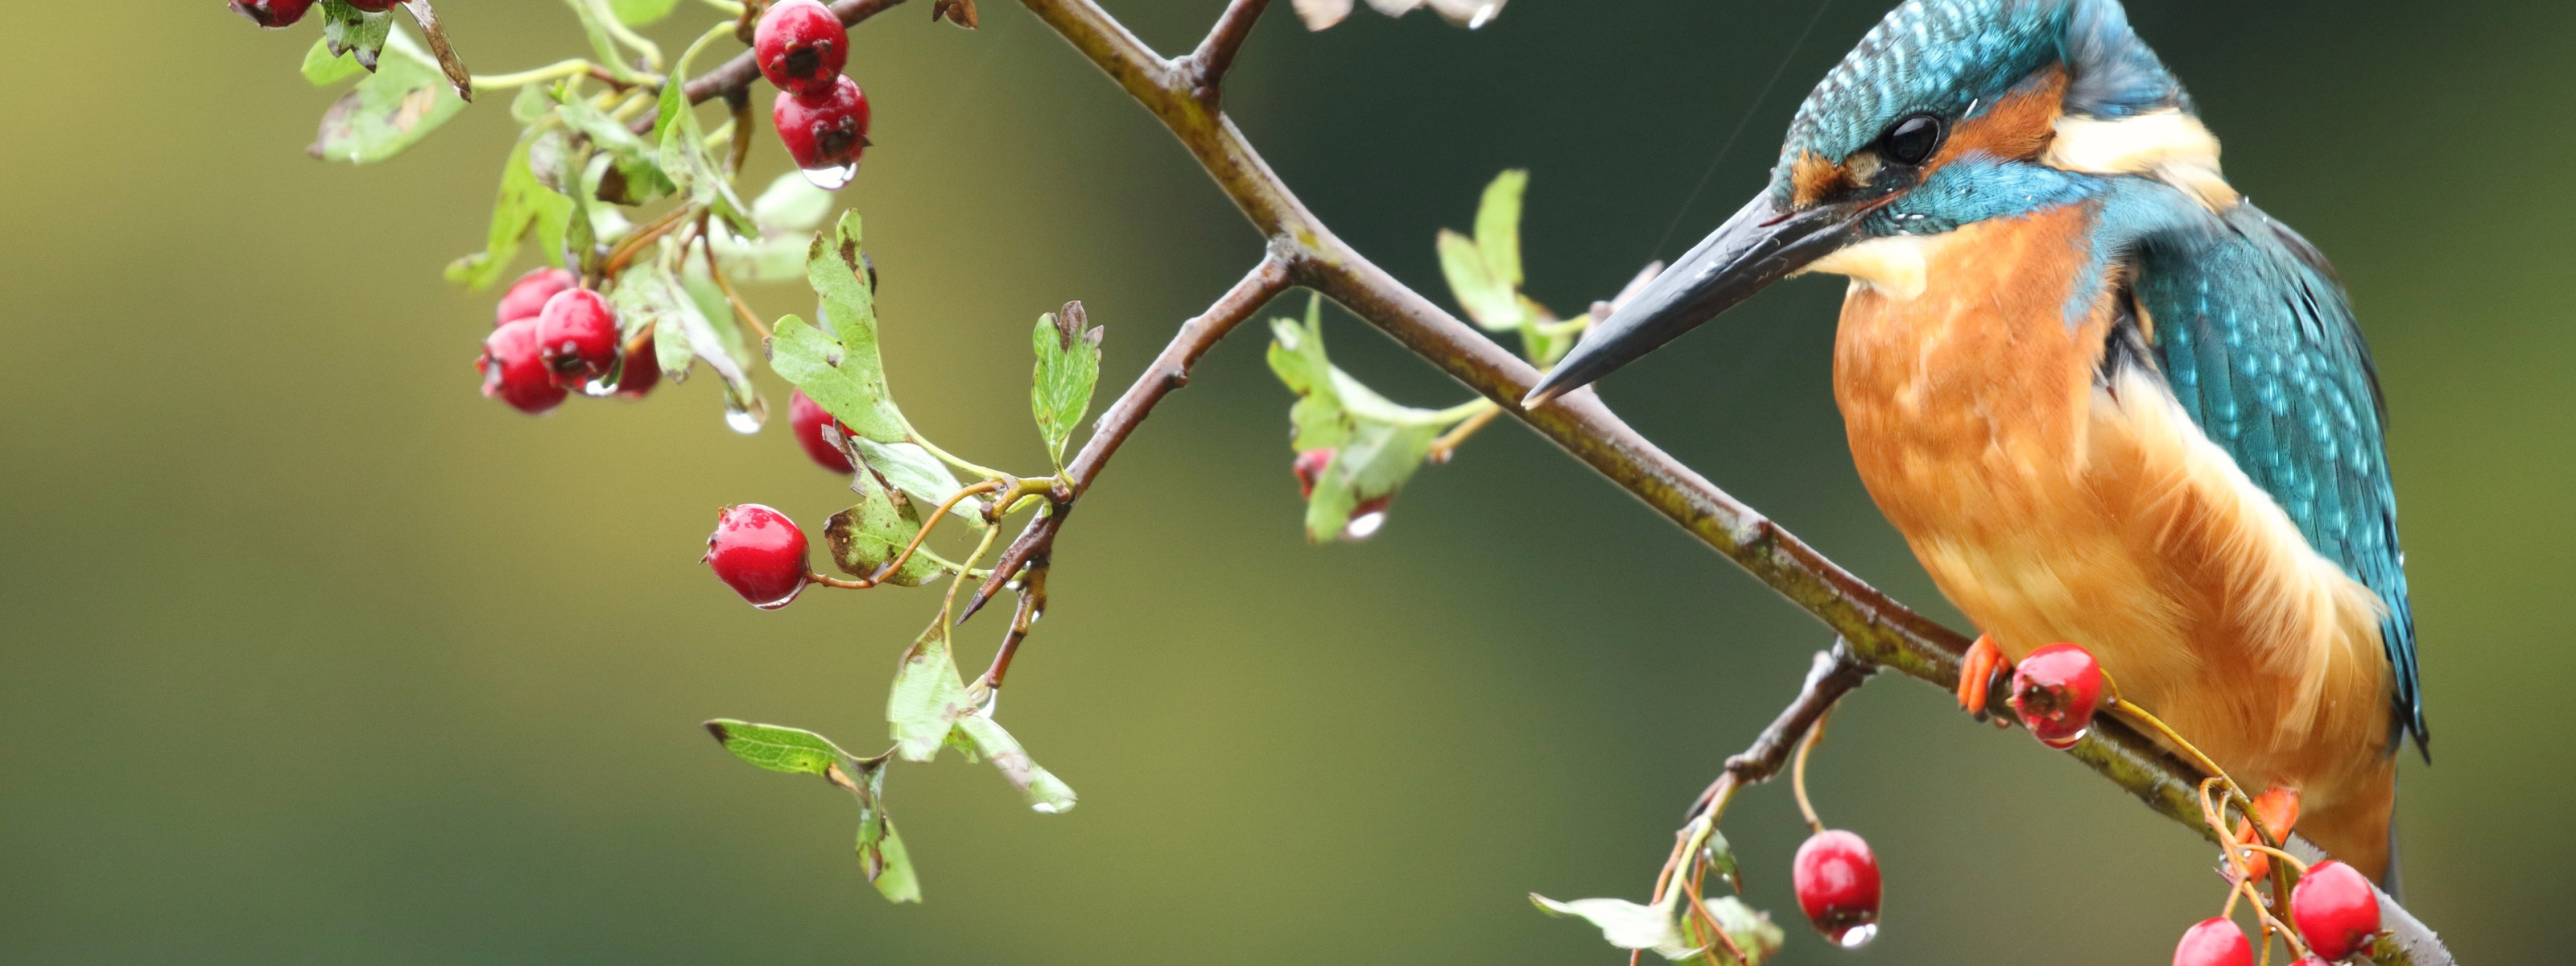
top-left (317, 0), bottom-right (394, 72)
top-left (752, 171), bottom-right (836, 233)
top-left (886, 618), bottom-right (977, 762)
top-left (654, 77), bottom-right (758, 233)
top-left (556, 88), bottom-right (673, 206)
top-left (1265, 297), bottom-right (1454, 541)
top-left (1475, 169), bottom-right (1528, 291)
top-left (702, 720), bottom-right (921, 903)
top-left (708, 230), bottom-right (811, 283)
top-left (854, 438), bottom-right (985, 527)
top-left (952, 715), bottom-right (1078, 813)
top-left (705, 720), bottom-right (851, 775)
top-left (446, 128), bottom-right (576, 290)
top-left (609, 0), bottom-right (682, 26)
top-left (1030, 302), bottom-right (1104, 469)
top-left (300, 37), bottom-right (365, 86)
top-left (766, 213), bottom-right (910, 444)
top-left (613, 254), bottom-right (760, 417)
top-left (824, 470), bottom-right (949, 588)
top-left (1531, 894), bottom-right (1700, 962)
top-left (1699, 897), bottom-right (1785, 966)
top-left (308, 27), bottom-right (466, 164)
top-left (1437, 229), bottom-right (1519, 331)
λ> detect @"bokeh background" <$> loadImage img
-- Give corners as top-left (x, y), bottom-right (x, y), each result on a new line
top-left (2, 1), bottom-right (2566, 962)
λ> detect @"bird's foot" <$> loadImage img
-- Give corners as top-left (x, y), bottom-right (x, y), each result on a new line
top-left (1955, 634), bottom-right (2012, 727)
top-left (2229, 786), bottom-right (2302, 882)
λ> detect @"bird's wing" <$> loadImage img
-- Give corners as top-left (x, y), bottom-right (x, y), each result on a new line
top-left (2132, 200), bottom-right (2427, 757)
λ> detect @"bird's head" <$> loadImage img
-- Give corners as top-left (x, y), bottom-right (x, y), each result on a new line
top-left (1527, 0), bottom-right (2231, 406)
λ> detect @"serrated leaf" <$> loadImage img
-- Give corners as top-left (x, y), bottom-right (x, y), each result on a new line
top-left (1265, 297), bottom-right (1452, 541)
top-left (767, 214), bottom-right (910, 443)
top-left (447, 128), bottom-right (576, 290)
top-left (1030, 303), bottom-right (1103, 469)
top-left (952, 715), bottom-right (1077, 813)
top-left (301, 37), bottom-right (365, 86)
top-left (824, 472), bottom-right (948, 587)
top-left (702, 719), bottom-right (920, 903)
top-left (654, 78), bottom-right (758, 233)
top-left (557, 89), bottom-right (673, 206)
top-left (855, 438), bottom-right (983, 526)
top-left (705, 720), bottom-right (851, 775)
top-left (609, 0), bottom-right (682, 26)
top-left (614, 255), bottom-right (758, 415)
top-left (318, 0), bottom-right (394, 72)
top-left (886, 618), bottom-right (978, 762)
top-left (1475, 169), bottom-right (1527, 289)
top-left (308, 27), bottom-right (465, 164)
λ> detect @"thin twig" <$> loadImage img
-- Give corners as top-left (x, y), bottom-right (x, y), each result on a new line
top-left (960, 253), bottom-right (1291, 618)
top-left (1180, 0), bottom-right (1269, 103)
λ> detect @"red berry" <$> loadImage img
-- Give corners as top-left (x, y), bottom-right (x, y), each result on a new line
top-left (2291, 959), bottom-right (2331, 966)
top-left (2290, 860), bottom-right (2380, 961)
top-left (346, 0), bottom-right (397, 10)
top-left (229, 0), bottom-right (314, 27)
top-left (496, 267), bottom-right (576, 327)
top-left (704, 504), bottom-right (811, 609)
top-left (2173, 917), bottom-right (2254, 966)
top-left (477, 318), bottom-right (568, 415)
top-left (789, 389), bottom-right (857, 473)
top-left (2008, 642), bottom-right (2104, 749)
top-left (1791, 829), bottom-right (1881, 947)
top-left (755, 0), bottom-right (849, 99)
top-left (613, 336), bottom-right (660, 398)
top-left (773, 75), bottom-right (870, 175)
top-left (534, 288), bottom-right (621, 388)
top-left (1292, 448), bottom-right (1335, 499)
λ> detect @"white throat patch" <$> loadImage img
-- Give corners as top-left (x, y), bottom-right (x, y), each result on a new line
top-left (2043, 109), bottom-right (2239, 212)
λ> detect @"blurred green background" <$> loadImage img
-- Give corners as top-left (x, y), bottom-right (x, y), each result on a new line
top-left (2, 1), bottom-right (2566, 962)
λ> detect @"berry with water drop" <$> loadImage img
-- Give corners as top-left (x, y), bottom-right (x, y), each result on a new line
top-left (1340, 494), bottom-right (1393, 541)
top-left (2008, 642), bottom-right (2104, 749)
top-left (612, 336), bottom-right (660, 398)
top-left (774, 75), bottom-right (870, 176)
top-left (2291, 860), bottom-right (2380, 961)
top-left (756, 0), bottom-right (849, 100)
top-left (704, 504), bottom-right (811, 609)
top-left (1292, 448), bottom-right (1335, 499)
top-left (790, 389), bottom-right (857, 473)
top-left (1792, 829), bottom-right (1881, 947)
top-left (478, 318), bottom-right (568, 415)
top-left (535, 288), bottom-right (621, 388)
top-left (2173, 917), bottom-right (2254, 966)
top-left (496, 267), bottom-right (576, 327)
top-left (229, 0), bottom-right (315, 27)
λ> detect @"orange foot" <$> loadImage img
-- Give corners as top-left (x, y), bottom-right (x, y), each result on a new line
top-left (2231, 786), bottom-right (2303, 881)
top-left (1955, 634), bottom-right (2011, 724)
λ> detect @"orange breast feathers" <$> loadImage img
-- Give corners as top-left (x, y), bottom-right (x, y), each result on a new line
top-left (1826, 204), bottom-right (2397, 877)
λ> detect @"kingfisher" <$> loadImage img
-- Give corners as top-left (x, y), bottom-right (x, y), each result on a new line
top-left (1527, 0), bottom-right (2425, 886)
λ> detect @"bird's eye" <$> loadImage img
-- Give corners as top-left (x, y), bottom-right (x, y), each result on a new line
top-left (1879, 114), bottom-right (1942, 166)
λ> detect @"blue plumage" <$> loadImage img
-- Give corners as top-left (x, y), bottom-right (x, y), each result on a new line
top-left (2135, 202), bottom-right (2429, 758)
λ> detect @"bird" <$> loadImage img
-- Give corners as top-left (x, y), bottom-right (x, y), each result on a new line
top-left (1525, 0), bottom-right (2424, 887)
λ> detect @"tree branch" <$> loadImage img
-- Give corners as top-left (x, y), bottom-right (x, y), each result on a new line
top-left (1693, 644), bottom-right (1876, 819)
top-left (963, 253), bottom-right (1294, 618)
top-left (1181, 0), bottom-right (1271, 104)
top-left (1000, 1), bottom-right (2451, 960)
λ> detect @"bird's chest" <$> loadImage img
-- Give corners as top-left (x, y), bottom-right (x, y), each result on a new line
top-left (1825, 209), bottom-right (2155, 658)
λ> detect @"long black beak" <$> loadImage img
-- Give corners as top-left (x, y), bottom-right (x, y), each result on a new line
top-left (1523, 191), bottom-right (1866, 407)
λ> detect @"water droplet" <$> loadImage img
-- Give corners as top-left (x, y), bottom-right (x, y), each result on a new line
top-left (724, 394), bottom-right (770, 434)
top-left (2038, 727), bottom-right (2087, 750)
top-left (1030, 801), bottom-right (1064, 815)
top-left (1340, 510), bottom-right (1387, 541)
top-left (1468, 4), bottom-right (1499, 28)
top-left (1831, 924), bottom-right (1878, 949)
top-left (800, 163), bottom-right (857, 191)
top-left (580, 375), bottom-right (618, 398)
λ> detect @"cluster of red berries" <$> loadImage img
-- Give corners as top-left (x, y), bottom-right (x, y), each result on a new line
top-left (757, 0), bottom-right (871, 182)
top-left (1986, 642), bottom-right (2386, 964)
top-left (477, 268), bottom-right (656, 415)
top-left (228, 0), bottom-right (398, 28)
top-left (2171, 860), bottom-right (2381, 964)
